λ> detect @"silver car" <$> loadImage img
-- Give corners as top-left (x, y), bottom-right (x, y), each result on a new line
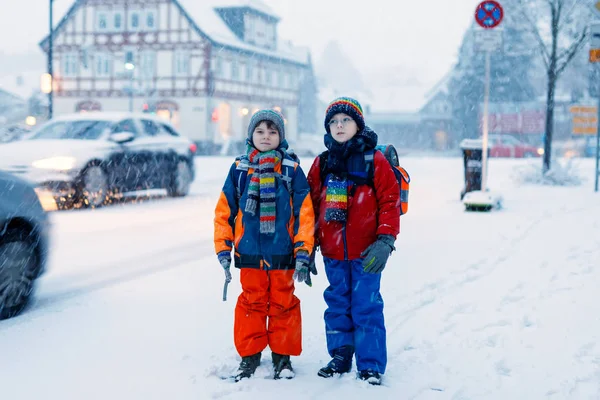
top-left (0, 112), bottom-right (196, 209)
top-left (0, 170), bottom-right (50, 320)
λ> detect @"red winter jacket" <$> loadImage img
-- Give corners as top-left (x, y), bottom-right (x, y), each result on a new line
top-left (307, 150), bottom-right (400, 260)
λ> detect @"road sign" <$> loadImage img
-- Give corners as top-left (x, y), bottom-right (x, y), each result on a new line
top-left (475, 1), bottom-right (504, 29)
top-left (571, 105), bottom-right (598, 135)
top-left (591, 22), bottom-right (600, 49)
top-left (474, 28), bottom-right (503, 52)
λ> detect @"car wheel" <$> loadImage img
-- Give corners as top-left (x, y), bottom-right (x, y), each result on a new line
top-left (0, 228), bottom-right (39, 320)
top-left (80, 165), bottom-right (109, 208)
top-left (167, 159), bottom-right (192, 197)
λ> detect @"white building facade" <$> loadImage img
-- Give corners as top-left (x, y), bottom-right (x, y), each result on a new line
top-left (39, 0), bottom-right (317, 153)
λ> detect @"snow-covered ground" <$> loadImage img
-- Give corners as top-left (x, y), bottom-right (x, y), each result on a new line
top-left (1, 155), bottom-right (599, 400)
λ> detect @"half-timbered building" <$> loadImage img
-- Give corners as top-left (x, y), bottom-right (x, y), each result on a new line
top-left (39, 0), bottom-right (317, 152)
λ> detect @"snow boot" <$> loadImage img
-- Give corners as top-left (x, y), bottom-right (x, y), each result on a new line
top-left (317, 345), bottom-right (354, 378)
top-left (234, 352), bottom-right (261, 382)
top-left (272, 352), bottom-right (295, 379)
top-left (357, 370), bottom-right (381, 385)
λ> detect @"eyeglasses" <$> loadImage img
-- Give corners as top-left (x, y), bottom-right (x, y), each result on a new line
top-left (328, 117), bottom-right (354, 127)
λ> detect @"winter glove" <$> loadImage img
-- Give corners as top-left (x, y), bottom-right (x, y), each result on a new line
top-left (361, 235), bottom-right (396, 274)
top-left (293, 250), bottom-right (311, 285)
top-left (305, 248), bottom-right (318, 287)
top-left (218, 251), bottom-right (232, 283)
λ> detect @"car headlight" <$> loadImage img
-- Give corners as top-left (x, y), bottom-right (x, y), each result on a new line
top-left (34, 187), bottom-right (58, 211)
top-left (32, 156), bottom-right (77, 170)
top-left (537, 148), bottom-right (544, 155)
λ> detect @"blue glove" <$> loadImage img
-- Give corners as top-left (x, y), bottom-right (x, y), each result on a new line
top-left (361, 235), bottom-right (395, 274)
top-left (293, 250), bottom-right (311, 285)
top-left (218, 251), bottom-right (232, 283)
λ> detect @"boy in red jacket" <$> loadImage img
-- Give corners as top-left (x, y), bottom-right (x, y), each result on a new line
top-left (307, 97), bottom-right (400, 385)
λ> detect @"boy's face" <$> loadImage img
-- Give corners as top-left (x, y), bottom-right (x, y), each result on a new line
top-left (328, 113), bottom-right (358, 143)
top-left (252, 121), bottom-right (280, 152)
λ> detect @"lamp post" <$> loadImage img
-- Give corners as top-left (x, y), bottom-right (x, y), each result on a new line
top-left (48, 0), bottom-right (54, 120)
top-left (125, 62), bottom-right (135, 112)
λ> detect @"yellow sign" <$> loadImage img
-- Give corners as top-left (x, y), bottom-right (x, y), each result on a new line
top-left (590, 49), bottom-right (600, 63)
top-left (570, 106), bottom-right (597, 113)
top-left (571, 104), bottom-right (598, 135)
top-left (596, 0), bottom-right (600, 11)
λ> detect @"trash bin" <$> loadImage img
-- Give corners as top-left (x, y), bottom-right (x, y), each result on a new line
top-left (459, 138), bottom-right (489, 200)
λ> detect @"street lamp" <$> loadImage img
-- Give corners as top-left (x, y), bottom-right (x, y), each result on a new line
top-left (48, 0), bottom-right (54, 120)
top-left (125, 62), bottom-right (135, 112)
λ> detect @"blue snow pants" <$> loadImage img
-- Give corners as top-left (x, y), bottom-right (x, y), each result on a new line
top-left (323, 257), bottom-right (387, 374)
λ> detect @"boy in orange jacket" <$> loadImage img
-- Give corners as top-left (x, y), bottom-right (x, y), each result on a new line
top-left (214, 109), bottom-right (315, 382)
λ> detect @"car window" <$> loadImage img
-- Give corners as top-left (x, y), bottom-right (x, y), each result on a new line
top-left (140, 119), bottom-right (160, 137)
top-left (112, 119), bottom-right (139, 135)
top-left (159, 123), bottom-right (179, 137)
top-left (28, 120), bottom-right (111, 140)
top-left (502, 136), bottom-right (520, 145)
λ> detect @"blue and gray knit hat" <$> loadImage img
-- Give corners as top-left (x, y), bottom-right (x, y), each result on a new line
top-left (247, 109), bottom-right (286, 141)
top-left (324, 97), bottom-right (366, 133)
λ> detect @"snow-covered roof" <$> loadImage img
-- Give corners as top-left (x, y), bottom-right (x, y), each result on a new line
top-left (39, 0), bottom-right (308, 66)
top-left (213, 0), bottom-right (279, 19)
top-left (174, 0), bottom-right (308, 65)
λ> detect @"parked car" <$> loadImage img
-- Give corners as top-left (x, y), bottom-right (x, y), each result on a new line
top-left (0, 112), bottom-right (196, 208)
top-left (488, 134), bottom-right (543, 158)
top-left (0, 170), bottom-right (51, 320)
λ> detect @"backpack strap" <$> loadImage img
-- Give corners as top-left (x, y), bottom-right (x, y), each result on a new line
top-left (364, 149), bottom-right (376, 182)
top-left (280, 156), bottom-right (297, 194)
top-left (234, 156), bottom-right (249, 201)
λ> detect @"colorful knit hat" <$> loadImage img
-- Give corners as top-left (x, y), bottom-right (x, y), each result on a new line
top-left (324, 97), bottom-right (365, 133)
top-left (247, 109), bottom-right (286, 142)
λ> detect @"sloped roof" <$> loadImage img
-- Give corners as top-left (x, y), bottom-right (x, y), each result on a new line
top-left (175, 0), bottom-right (308, 64)
top-left (39, 0), bottom-right (309, 66)
top-left (213, 0), bottom-right (279, 20)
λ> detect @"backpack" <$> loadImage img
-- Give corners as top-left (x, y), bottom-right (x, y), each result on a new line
top-left (319, 144), bottom-right (410, 215)
top-left (233, 151), bottom-right (300, 201)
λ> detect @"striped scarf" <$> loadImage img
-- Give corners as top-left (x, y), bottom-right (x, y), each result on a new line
top-left (245, 148), bottom-right (280, 234)
top-left (324, 175), bottom-right (348, 222)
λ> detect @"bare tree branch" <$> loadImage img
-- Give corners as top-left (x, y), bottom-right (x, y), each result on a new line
top-left (556, 27), bottom-right (588, 76)
top-left (515, 0), bottom-right (551, 69)
top-left (557, 0), bottom-right (586, 31)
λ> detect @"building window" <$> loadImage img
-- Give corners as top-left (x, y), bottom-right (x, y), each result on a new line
top-left (174, 51), bottom-right (189, 75)
top-left (214, 57), bottom-right (223, 77)
top-left (95, 53), bottom-right (112, 77)
top-left (129, 11), bottom-right (141, 31)
top-left (97, 11), bottom-right (109, 31)
top-left (145, 10), bottom-right (157, 30)
top-left (278, 69), bottom-right (284, 86)
top-left (222, 60), bottom-right (231, 80)
top-left (231, 60), bottom-right (239, 81)
top-left (62, 53), bottom-right (79, 77)
top-left (140, 52), bottom-right (156, 81)
top-left (246, 63), bottom-right (253, 82)
top-left (114, 12), bottom-right (123, 31)
top-left (265, 68), bottom-right (271, 85)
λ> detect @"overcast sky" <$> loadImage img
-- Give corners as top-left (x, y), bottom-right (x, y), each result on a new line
top-left (0, 0), bottom-right (482, 109)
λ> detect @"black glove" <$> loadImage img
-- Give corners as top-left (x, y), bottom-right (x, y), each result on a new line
top-left (361, 235), bottom-right (395, 274)
top-left (305, 248), bottom-right (318, 287)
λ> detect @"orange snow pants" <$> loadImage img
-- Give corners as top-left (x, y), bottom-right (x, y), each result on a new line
top-left (234, 268), bottom-right (302, 357)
